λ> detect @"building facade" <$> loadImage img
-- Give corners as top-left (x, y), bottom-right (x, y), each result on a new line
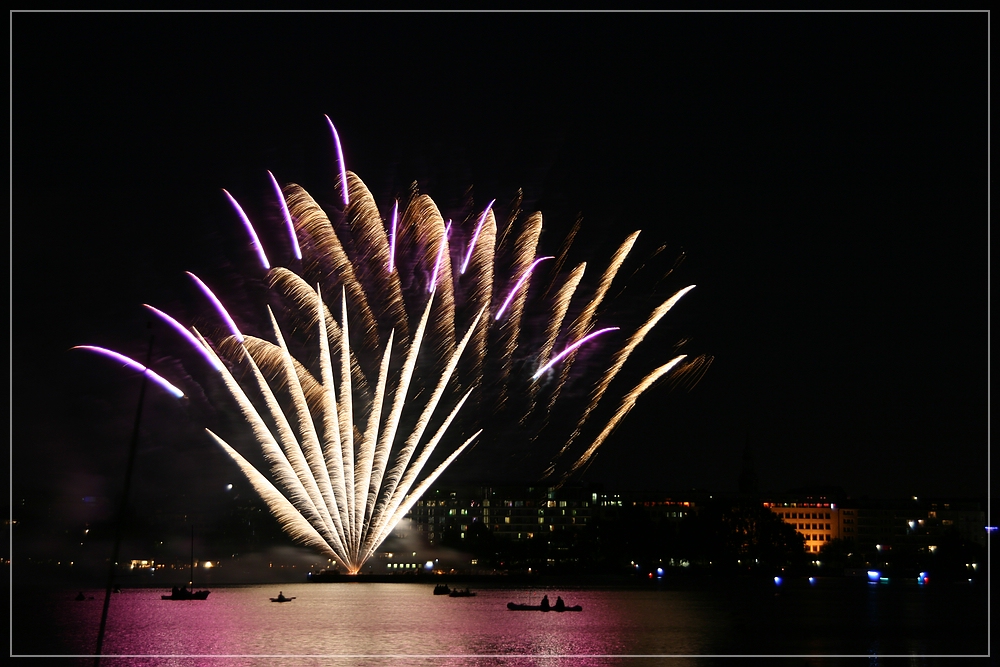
top-left (765, 501), bottom-right (841, 553)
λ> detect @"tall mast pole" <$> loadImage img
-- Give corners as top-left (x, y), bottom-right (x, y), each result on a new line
top-left (94, 327), bottom-right (154, 666)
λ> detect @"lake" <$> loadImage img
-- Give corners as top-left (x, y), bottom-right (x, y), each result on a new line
top-left (12, 578), bottom-right (989, 665)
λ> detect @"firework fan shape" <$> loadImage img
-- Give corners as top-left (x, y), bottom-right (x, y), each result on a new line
top-left (76, 118), bottom-right (710, 573)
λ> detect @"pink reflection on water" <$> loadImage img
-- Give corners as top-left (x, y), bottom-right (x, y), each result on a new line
top-left (19, 578), bottom-right (985, 662)
top-left (29, 584), bottom-right (724, 663)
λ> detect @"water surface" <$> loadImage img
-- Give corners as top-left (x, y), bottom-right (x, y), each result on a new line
top-left (13, 579), bottom-right (989, 665)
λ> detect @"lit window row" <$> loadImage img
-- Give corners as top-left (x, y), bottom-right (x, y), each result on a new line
top-left (778, 511), bottom-right (831, 520)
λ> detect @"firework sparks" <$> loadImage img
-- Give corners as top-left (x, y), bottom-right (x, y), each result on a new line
top-left (460, 199), bottom-right (495, 274)
top-left (185, 271), bottom-right (244, 343)
top-left (222, 188), bottom-right (270, 270)
top-left (532, 327), bottom-right (621, 380)
top-left (73, 346), bottom-right (185, 399)
top-left (388, 201), bottom-right (398, 273)
top-left (142, 304), bottom-right (223, 371)
top-left (79, 119), bottom-right (702, 572)
top-left (269, 170), bottom-right (301, 261)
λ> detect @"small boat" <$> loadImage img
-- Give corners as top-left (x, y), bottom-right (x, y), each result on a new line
top-left (162, 527), bottom-right (210, 601)
top-left (507, 602), bottom-right (582, 612)
top-left (433, 584), bottom-right (451, 595)
top-left (270, 595), bottom-right (296, 603)
top-left (448, 588), bottom-right (475, 597)
top-left (162, 587), bottom-right (210, 601)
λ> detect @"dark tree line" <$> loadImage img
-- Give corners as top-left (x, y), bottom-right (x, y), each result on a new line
top-left (441, 499), bottom-right (810, 576)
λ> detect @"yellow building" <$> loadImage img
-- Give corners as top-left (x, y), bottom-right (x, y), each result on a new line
top-left (764, 502), bottom-right (841, 553)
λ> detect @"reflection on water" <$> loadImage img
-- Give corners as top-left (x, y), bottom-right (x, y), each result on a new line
top-left (12, 580), bottom-right (988, 666)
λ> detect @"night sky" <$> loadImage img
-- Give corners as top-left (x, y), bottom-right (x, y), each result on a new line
top-left (12, 12), bottom-right (989, 555)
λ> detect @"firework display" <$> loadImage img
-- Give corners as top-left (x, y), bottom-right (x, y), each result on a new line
top-left (76, 119), bottom-right (709, 572)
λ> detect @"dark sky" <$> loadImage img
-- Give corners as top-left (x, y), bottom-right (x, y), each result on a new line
top-left (11, 11), bottom-right (989, 550)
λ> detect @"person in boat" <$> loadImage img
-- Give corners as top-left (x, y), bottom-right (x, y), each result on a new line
top-left (171, 586), bottom-right (179, 597)
top-left (554, 596), bottom-right (565, 611)
top-left (75, 591), bottom-right (86, 601)
top-left (540, 594), bottom-right (550, 611)
top-left (277, 591), bottom-right (286, 601)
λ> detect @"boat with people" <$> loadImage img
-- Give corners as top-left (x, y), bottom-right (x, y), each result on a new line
top-left (270, 591), bottom-right (295, 603)
top-left (162, 586), bottom-right (210, 601)
top-left (507, 601), bottom-right (582, 612)
top-left (433, 584), bottom-right (451, 595)
top-left (507, 595), bottom-right (581, 611)
top-left (162, 527), bottom-right (210, 600)
top-left (448, 588), bottom-right (476, 597)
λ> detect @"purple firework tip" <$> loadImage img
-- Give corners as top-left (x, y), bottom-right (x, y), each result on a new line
top-left (325, 115), bottom-right (350, 207)
top-left (73, 346), bottom-right (185, 398)
top-left (429, 220), bottom-right (452, 294)
top-left (143, 304), bottom-right (224, 371)
top-left (495, 256), bottom-right (554, 321)
top-left (268, 170), bottom-right (301, 260)
top-left (222, 189), bottom-right (271, 270)
top-left (531, 327), bottom-right (621, 380)
top-left (185, 271), bottom-right (244, 343)
top-left (388, 200), bottom-right (398, 273)
top-left (460, 199), bottom-right (496, 275)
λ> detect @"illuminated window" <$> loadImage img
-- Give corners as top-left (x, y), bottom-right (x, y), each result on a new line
top-left (505, 517), bottom-right (511, 524)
